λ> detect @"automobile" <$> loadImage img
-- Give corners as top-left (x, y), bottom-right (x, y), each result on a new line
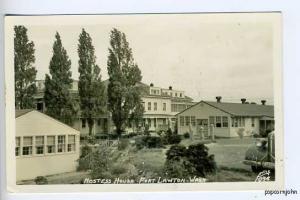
top-left (243, 131), bottom-right (275, 172)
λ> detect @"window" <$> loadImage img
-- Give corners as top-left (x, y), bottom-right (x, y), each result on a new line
top-left (47, 136), bottom-right (55, 153)
top-left (68, 135), bottom-right (76, 152)
top-left (148, 102), bottom-right (151, 111)
top-left (191, 116), bottom-right (196, 126)
top-left (57, 135), bottom-right (65, 153)
top-left (180, 116), bottom-right (184, 126)
top-left (216, 116), bottom-right (222, 127)
top-left (163, 103), bottom-right (166, 111)
top-left (185, 116), bottom-right (190, 126)
top-left (209, 116), bottom-right (215, 126)
top-left (97, 119), bottom-right (101, 126)
top-left (180, 93), bottom-right (182, 97)
top-left (15, 137), bottom-right (20, 156)
top-left (154, 102), bottom-right (157, 111)
top-left (35, 136), bottom-right (44, 155)
top-left (175, 93), bottom-right (178, 97)
top-left (222, 117), bottom-right (228, 127)
top-left (154, 119), bottom-right (157, 127)
top-left (251, 117), bottom-right (255, 127)
top-left (22, 137), bottom-right (32, 155)
top-left (142, 102), bottom-right (145, 109)
top-left (82, 119), bottom-right (86, 128)
top-left (147, 118), bottom-right (152, 127)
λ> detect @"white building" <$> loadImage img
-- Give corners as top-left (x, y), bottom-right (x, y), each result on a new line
top-left (15, 109), bottom-right (80, 181)
top-left (34, 80), bottom-right (194, 136)
top-left (141, 84), bottom-right (194, 132)
top-left (176, 97), bottom-right (274, 138)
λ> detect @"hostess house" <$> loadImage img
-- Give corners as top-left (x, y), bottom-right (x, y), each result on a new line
top-left (176, 97), bottom-right (274, 138)
top-left (15, 109), bottom-right (80, 181)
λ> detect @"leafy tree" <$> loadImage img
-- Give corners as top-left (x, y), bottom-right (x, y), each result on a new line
top-left (128, 101), bottom-right (144, 133)
top-left (107, 28), bottom-right (143, 136)
top-left (44, 32), bottom-right (78, 125)
top-left (78, 29), bottom-right (106, 135)
top-left (14, 25), bottom-right (37, 109)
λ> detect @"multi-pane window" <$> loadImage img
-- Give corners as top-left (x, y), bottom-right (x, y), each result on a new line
top-left (163, 103), bottom-right (166, 111)
top-left (57, 135), bottom-right (65, 153)
top-left (185, 116), bottom-right (190, 126)
top-left (97, 119), bottom-right (101, 126)
top-left (209, 116), bottom-right (215, 126)
top-left (216, 116), bottom-right (222, 127)
top-left (148, 102), bottom-right (151, 111)
top-left (251, 117), bottom-right (255, 127)
top-left (154, 102), bottom-right (157, 111)
top-left (191, 116), bottom-right (196, 126)
top-left (22, 137), bottom-right (33, 155)
top-left (47, 136), bottom-right (55, 153)
top-left (222, 117), bottom-right (228, 127)
top-left (15, 137), bottom-right (20, 156)
top-left (82, 119), bottom-right (86, 128)
top-left (154, 119), bottom-right (157, 127)
top-left (35, 136), bottom-right (44, 154)
top-left (231, 117), bottom-right (245, 127)
top-left (180, 116), bottom-right (184, 126)
top-left (68, 135), bottom-right (76, 152)
top-left (147, 118), bottom-right (152, 127)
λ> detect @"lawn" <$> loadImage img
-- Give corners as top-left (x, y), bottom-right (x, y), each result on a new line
top-left (19, 137), bottom-right (259, 184)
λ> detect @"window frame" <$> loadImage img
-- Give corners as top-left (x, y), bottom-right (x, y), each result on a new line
top-left (35, 136), bottom-right (44, 155)
top-left (22, 136), bottom-right (33, 156)
top-left (57, 135), bottom-right (66, 153)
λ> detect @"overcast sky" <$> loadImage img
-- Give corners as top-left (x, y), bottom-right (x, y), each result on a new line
top-left (21, 14), bottom-right (276, 104)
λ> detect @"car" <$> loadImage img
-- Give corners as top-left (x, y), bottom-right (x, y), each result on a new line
top-left (243, 131), bottom-right (275, 172)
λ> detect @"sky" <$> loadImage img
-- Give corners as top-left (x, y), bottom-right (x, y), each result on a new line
top-left (19, 14), bottom-right (277, 104)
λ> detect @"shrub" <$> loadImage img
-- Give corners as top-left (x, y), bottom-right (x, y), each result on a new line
top-left (135, 135), bottom-right (163, 149)
top-left (111, 165), bottom-right (127, 176)
top-left (163, 128), bottom-right (181, 145)
top-left (118, 139), bottom-right (129, 150)
top-left (186, 143), bottom-right (217, 177)
top-left (183, 132), bottom-right (190, 139)
top-left (80, 144), bottom-right (92, 158)
top-left (34, 176), bottom-right (48, 185)
top-left (164, 143), bottom-right (217, 178)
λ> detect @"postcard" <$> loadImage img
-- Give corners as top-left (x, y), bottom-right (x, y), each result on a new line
top-left (4, 13), bottom-right (284, 192)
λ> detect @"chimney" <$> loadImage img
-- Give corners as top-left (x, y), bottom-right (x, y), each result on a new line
top-left (216, 96), bottom-right (222, 103)
top-left (261, 100), bottom-right (266, 105)
top-left (241, 98), bottom-right (246, 104)
top-left (169, 86), bottom-right (172, 90)
top-left (150, 83), bottom-right (154, 87)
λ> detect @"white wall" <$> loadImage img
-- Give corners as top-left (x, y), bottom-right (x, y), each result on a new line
top-left (177, 102), bottom-right (231, 137)
top-left (16, 111), bottom-right (80, 181)
top-left (16, 152), bottom-right (79, 181)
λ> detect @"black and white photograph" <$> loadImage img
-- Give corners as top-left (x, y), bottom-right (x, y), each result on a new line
top-left (4, 13), bottom-right (283, 192)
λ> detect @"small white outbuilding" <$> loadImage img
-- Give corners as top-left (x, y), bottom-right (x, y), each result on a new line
top-left (15, 109), bottom-right (80, 182)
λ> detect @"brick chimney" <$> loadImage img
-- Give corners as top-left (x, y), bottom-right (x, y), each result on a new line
top-left (261, 100), bottom-right (266, 105)
top-left (150, 83), bottom-right (154, 87)
top-left (216, 96), bottom-right (222, 103)
top-left (169, 86), bottom-right (172, 90)
top-left (241, 98), bottom-right (246, 104)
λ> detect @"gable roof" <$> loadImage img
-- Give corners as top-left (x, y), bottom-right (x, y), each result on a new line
top-left (15, 109), bottom-right (80, 133)
top-left (176, 100), bottom-right (274, 117)
top-left (15, 109), bottom-right (34, 118)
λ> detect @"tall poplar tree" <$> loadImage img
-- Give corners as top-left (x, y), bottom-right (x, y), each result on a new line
top-left (44, 32), bottom-right (78, 125)
top-left (14, 25), bottom-right (37, 109)
top-left (78, 29), bottom-right (106, 135)
top-left (107, 28), bottom-right (144, 136)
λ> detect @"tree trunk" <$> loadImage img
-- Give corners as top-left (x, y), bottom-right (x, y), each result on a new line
top-left (88, 119), bottom-right (94, 136)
